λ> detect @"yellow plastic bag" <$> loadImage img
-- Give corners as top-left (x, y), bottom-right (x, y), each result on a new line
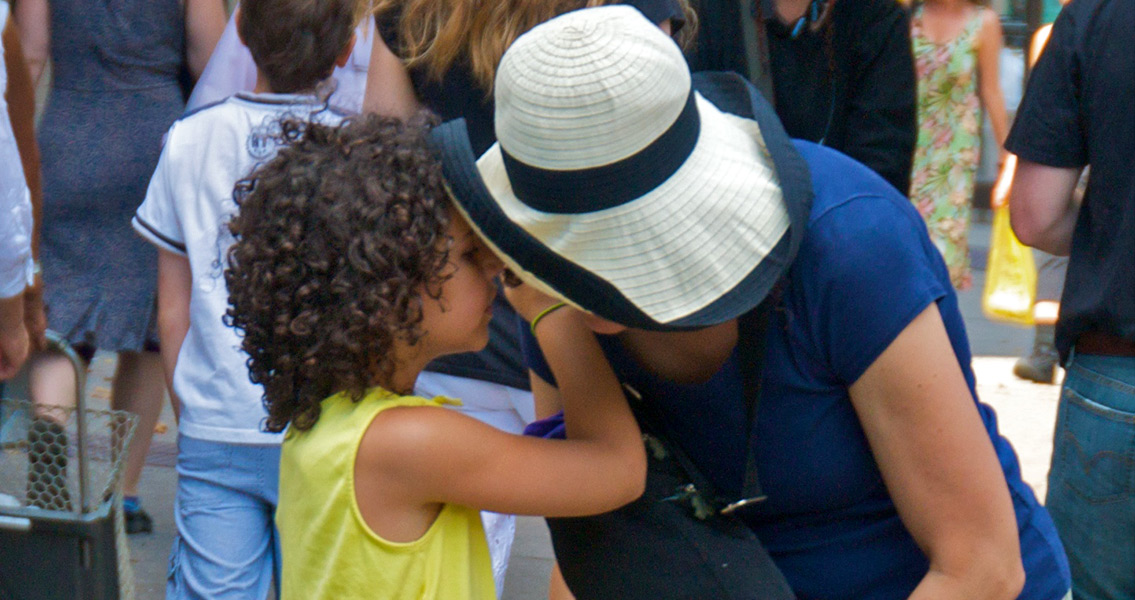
top-left (982, 206), bottom-right (1036, 326)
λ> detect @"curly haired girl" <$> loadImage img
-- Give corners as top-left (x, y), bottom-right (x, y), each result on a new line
top-left (224, 114), bottom-right (645, 600)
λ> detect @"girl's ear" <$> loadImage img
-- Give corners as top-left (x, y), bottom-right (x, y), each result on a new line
top-left (581, 313), bottom-right (627, 336)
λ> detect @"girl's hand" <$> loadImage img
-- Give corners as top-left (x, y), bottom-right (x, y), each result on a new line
top-left (501, 273), bottom-right (565, 323)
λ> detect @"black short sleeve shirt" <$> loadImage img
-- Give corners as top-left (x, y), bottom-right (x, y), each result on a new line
top-left (686, 0), bottom-right (917, 194)
top-left (1005, 0), bottom-right (1135, 361)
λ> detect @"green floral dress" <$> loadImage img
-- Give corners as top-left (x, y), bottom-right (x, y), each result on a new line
top-left (910, 6), bottom-right (984, 290)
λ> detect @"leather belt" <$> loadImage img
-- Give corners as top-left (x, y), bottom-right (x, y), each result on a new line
top-left (1076, 331), bottom-right (1135, 357)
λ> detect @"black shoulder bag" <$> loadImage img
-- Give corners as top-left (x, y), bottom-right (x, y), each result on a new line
top-left (545, 293), bottom-right (795, 600)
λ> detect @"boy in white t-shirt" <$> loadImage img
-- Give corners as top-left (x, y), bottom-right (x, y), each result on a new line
top-left (131, 0), bottom-right (357, 596)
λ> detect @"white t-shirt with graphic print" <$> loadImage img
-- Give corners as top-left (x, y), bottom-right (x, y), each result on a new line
top-left (134, 92), bottom-right (345, 444)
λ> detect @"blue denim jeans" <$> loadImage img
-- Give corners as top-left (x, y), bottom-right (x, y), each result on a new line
top-left (1046, 352), bottom-right (1135, 600)
top-left (167, 435), bottom-right (281, 600)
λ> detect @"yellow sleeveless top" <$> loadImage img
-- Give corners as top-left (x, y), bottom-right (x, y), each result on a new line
top-left (277, 387), bottom-right (496, 600)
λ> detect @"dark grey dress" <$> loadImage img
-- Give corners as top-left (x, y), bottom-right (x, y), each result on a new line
top-left (38, 0), bottom-right (185, 352)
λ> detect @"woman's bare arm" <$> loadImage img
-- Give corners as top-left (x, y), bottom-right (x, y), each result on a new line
top-left (361, 32), bottom-right (420, 118)
top-left (184, 0), bottom-right (227, 80)
top-left (849, 303), bottom-right (1024, 600)
top-left (12, 0), bottom-right (49, 87)
top-left (976, 8), bottom-right (1009, 153)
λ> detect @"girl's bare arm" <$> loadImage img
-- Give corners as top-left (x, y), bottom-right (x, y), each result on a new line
top-left (361, 305), bottom-right (644, 519)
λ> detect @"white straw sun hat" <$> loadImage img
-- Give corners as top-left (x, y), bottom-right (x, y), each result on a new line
top-left (432, 5), bottom-right (813, 330)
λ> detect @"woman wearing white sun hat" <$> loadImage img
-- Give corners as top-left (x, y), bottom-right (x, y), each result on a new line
top-left (433, 5), bottom-right (1071, 600)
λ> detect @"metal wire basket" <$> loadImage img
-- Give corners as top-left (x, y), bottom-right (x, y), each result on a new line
top-left (0, 333), bottom-right (138, 600)
top-left (0, 399), bottom-right (138, 514)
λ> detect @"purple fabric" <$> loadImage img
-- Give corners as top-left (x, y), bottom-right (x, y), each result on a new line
top-left (522, 412), bottom-right (566, 440)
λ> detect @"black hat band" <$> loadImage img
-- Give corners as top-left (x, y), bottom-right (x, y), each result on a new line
top-left (499, 90), bottom-right (701, 215)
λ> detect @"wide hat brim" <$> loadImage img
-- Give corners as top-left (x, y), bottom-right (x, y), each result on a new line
top-left (431, 73), bottom-right (813, 331)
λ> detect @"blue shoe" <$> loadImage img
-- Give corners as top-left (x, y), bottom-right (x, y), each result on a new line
top-left (123, 497), bottom-right (153, 534)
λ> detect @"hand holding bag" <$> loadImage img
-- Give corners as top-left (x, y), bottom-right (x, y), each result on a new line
top-left (982, 206), bottom-right (1037, 326)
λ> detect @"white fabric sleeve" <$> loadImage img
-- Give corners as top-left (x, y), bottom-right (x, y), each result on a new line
top-left (133, 126), bottom-right (188, 256)
top-left (0, 7), bottom-right (34, 299)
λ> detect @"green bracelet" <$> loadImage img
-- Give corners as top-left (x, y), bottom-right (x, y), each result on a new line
top-left (530, 302), bottom-right (567, 335)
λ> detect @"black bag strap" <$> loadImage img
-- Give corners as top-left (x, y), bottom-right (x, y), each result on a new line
top-left (628, 285), bottom-right (781, 516)
top-left (621, 385), bottom-right (721, 515)
top-left (731, 284), bottom-right (780, 507)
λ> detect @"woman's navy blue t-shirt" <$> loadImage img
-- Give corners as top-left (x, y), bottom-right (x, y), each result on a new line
top-left (522, 141), bottom-right (1070, 599)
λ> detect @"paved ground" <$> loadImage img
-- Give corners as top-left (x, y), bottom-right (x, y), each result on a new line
top-left (4, 214), bottom-right (1064, 599)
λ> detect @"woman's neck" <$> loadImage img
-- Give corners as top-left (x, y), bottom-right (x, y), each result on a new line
top-left (773, 0), bottom-right (813, 23)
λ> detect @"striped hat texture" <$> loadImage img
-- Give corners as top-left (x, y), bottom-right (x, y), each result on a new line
top-left (434, 5), bottom-right (810, 330)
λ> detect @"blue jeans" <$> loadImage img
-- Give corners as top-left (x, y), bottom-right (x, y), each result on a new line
top-left (1046, 353), bottom-right (1135, 600)
top-left (167, 435), bottom-right (281, 600)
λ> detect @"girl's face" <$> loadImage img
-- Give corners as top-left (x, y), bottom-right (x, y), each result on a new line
top-left (416, 211), bottom-right (505, 358)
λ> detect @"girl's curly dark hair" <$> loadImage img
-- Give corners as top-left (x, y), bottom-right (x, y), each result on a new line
top-left (224, 113), bottom-right (451, 433)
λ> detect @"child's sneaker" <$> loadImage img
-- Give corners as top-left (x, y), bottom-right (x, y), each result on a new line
top-left (123, 496), bottom-right (153, 534)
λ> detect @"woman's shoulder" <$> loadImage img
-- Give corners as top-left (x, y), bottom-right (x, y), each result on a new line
top-left (977, 5), bottom-right (1000, 27)
top-left (792, 141), bottom-right (919, 230)
top-left (788, 143), bottom-right (950, 319)
top-left (976, 6), bottom-right (1003, 42)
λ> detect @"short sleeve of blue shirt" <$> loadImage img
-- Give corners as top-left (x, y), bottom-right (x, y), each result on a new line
top-left (787, 142), bottom-right (951, 386)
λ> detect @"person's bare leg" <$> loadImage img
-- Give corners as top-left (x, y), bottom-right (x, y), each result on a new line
top-left (27, 351), bottom-right (81, 510)
top-left (29, 351), bottom-right (79, 422)
top-left (111, 350), bottom-right (165, 498)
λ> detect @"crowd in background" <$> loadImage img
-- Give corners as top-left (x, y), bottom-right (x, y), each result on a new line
top-left (0, 0), bottom-right (1130, 599)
